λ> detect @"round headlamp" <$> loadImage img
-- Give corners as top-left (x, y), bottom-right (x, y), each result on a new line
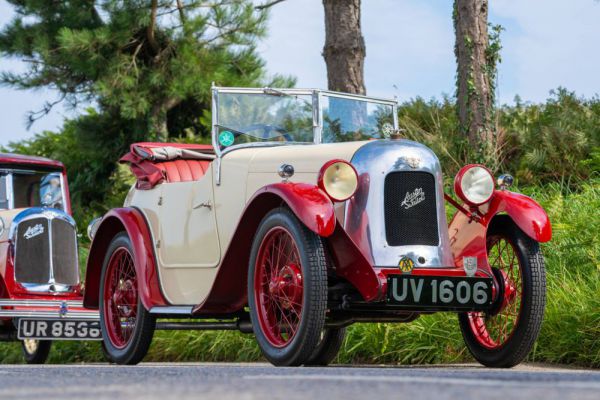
top-left (454, 164), bottom-right (495, 206)
top-left (318, 160), bottom-right (358, 202)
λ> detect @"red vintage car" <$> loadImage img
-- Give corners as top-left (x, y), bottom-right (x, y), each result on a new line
top-left (84, 87), bottom-right (551, 367)
top-left (0, 153), bottom-right (100, 364)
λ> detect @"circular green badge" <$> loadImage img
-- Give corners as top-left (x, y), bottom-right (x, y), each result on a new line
top-left (219, 131), bottom-right (235, 147)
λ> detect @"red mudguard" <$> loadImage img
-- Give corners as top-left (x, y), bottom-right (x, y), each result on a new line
top-left (449, 190), bottom-right (552, 271)
top-left (193, 182), bottom-right (336, 314)
top-left (83, 208), bottom-right (168, 310)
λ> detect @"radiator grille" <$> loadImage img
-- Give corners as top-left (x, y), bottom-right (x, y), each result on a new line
top-left (51, 218), bottom-right (79, 285)
top-left (15, 218), bottom-right (51, 284)
top-left (384, 171), bottom-right (439, 246)
top-left (14, 215), bottom-right (78, 286)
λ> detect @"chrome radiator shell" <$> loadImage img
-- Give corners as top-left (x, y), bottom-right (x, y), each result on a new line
top-left (345, 140), bottom-right (453, 268)
top-left (10, 208), bottom-right (79, 292)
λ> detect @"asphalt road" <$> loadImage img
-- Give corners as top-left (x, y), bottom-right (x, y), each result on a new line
top-left (0, 363), bottom-right (599, 400)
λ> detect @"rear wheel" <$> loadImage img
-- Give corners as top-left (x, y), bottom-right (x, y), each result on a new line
top-left (21, 339), bottom-right (51, 364)
top-left (99, 232), bottom-right (155, 365)
top-left (459, 216), bottom-right (546, 368)
top-left (305, 328), bottom-right (346, 366)
top-left (248, 208), bottom-right (328, 366)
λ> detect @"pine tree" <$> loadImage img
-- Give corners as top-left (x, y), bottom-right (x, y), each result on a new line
top-left (0, 0), bottom-right (291, 140)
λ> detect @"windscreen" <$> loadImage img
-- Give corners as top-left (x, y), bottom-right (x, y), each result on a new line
top-left (321, 95), bottom-right (395, 143)
top-left (216, 92), bottom-right (314, 152)
top-left (12, 171), bottom-right (64, 211)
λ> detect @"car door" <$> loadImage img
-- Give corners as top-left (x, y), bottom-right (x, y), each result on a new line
top-left (157, 169), bottom-right (221, 269)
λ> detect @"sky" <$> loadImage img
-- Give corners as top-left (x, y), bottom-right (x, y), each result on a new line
top-left (0, 0), bottom-right (599, 146)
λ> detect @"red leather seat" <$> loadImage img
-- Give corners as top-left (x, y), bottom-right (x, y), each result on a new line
top-left (155, 159), bottom-right (211, 183)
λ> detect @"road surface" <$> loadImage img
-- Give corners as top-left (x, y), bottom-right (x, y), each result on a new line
top-left (0, 363), bottom-right (599, 400)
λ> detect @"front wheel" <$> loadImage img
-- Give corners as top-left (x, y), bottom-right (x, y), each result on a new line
top-left (99, 232), bottom-right (156, 365)
top-left (459, 216), bottom-right (546, 368)
top-left (248, 208), bottom-right (328, 366)
top-left (21, 339), bottom-right (52, 364)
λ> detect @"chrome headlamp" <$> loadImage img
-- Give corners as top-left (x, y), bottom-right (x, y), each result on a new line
top-left (454, 164), bottom-right (495, 206)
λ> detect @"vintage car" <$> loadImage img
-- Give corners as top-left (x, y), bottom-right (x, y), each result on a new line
top-left (0, 153), bottom-right (100, 364)
top-left (84, 86), bottom-right (551, 367)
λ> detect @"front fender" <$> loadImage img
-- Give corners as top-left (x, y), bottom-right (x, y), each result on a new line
top-left (192, 182), bottom-right (336, 315)
top-left (485, 190), bottom-right (552, 243)
top-left (254, 182), bottom-right (336, 237)
top-left (83, 208), bottom-right (167, 310)
top-left (449, 190), bottom-right (551, 272)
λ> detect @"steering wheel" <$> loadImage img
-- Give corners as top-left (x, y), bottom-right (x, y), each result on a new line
top-left (241, 123), bottom-right (293, 142)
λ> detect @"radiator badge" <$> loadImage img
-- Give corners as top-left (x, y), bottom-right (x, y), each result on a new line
top-left (400, 188), bottom-right (425, 209)
top-left (398, 256), bottom-right (415, 273)
top-left (23, 224), bottom-right (44, 239)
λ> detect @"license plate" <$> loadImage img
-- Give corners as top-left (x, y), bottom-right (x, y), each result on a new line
top-left (387, 275), bottom-right (494, 310)
top-left (18, 319), bottom-right (102, 341)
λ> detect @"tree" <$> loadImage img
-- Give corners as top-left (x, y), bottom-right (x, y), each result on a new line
top-left (453, 0), bottom-right (502, 161)
top-left (322, 0), bottom-right (365, 94)
top-left (0, 0), bottom-right (290, 141)
top-left (0, 0), bottom-right (292, 225)
top-left (257, 0), bottom-right (366, 95)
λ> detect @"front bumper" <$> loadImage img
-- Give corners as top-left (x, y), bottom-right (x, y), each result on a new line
top-left (0, 299), bottom-right (99, 320)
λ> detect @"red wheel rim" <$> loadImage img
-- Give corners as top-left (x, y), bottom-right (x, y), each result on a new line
top-left (103, 247), bottom-right (138, 349)
top-left (254, 226), bottom-right (303, 348)
top-left (468, 236), bottom-right (523, 349)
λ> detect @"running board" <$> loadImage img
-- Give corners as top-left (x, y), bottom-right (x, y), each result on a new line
top-left (149, 306), bottom-right (194, 315)
top-left (156, 320), bottom-right (253, 333)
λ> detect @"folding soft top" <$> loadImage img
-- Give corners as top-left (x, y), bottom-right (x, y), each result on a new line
top-left (120, 142), bottom-right (215, 189)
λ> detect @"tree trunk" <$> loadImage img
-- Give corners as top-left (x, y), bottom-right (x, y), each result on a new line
top-left (454, 0), bottom-right (494, 148)
top-left (149, 97), bottom-right (181, 142)
top-left (322, 0), bottom-right (366, 95)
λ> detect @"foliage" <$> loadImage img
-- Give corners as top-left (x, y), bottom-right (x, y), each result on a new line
top-left (398, 89), bottom-right (600, 187)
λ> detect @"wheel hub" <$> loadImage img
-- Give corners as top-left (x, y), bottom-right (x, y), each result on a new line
top-left (268, 264), bottom-right (302, 309)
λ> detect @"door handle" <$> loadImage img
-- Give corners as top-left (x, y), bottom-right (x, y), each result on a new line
top-left (193, 201), bottom-right (212, 210)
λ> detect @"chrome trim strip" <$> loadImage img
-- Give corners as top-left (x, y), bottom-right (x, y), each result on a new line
top-left (149, 306), bottom-right (194, 315)
top-left (0, 300), bottom-right (85, 307)
top-left (6, 172), bottom-right (13, 209)
top-left (0, 310), bottom-right (99, 319)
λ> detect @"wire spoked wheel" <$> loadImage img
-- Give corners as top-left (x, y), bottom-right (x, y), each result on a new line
top-left (468, 237), bottom-right (523, 349)
top-left (99, 232), bottom-right (155, 365)
top-left (254, 226), bottom-right (304, 348)
top-left (459, 215), bottom-right (546, 368)
top-left (103, 246), bottom-right (138, 349)
top-left (248, 208), bottom-right (327, 366)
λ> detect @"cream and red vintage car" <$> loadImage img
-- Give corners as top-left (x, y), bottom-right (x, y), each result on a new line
top-left (84, 87), bottom-right (551, 367)
top-left (0, 153), bottom-right (100, 364)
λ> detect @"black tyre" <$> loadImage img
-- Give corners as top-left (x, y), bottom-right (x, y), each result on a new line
top-left (304, 328), bottom-right (346, 366)
top-left (99, 232), bottom-right (156, 365)
top-left (248, 208), bottom-right (328, 366)
top-left (459, 215), bottom-right (546, 368)
top-left (21, 339), bottom-right (52, 364)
